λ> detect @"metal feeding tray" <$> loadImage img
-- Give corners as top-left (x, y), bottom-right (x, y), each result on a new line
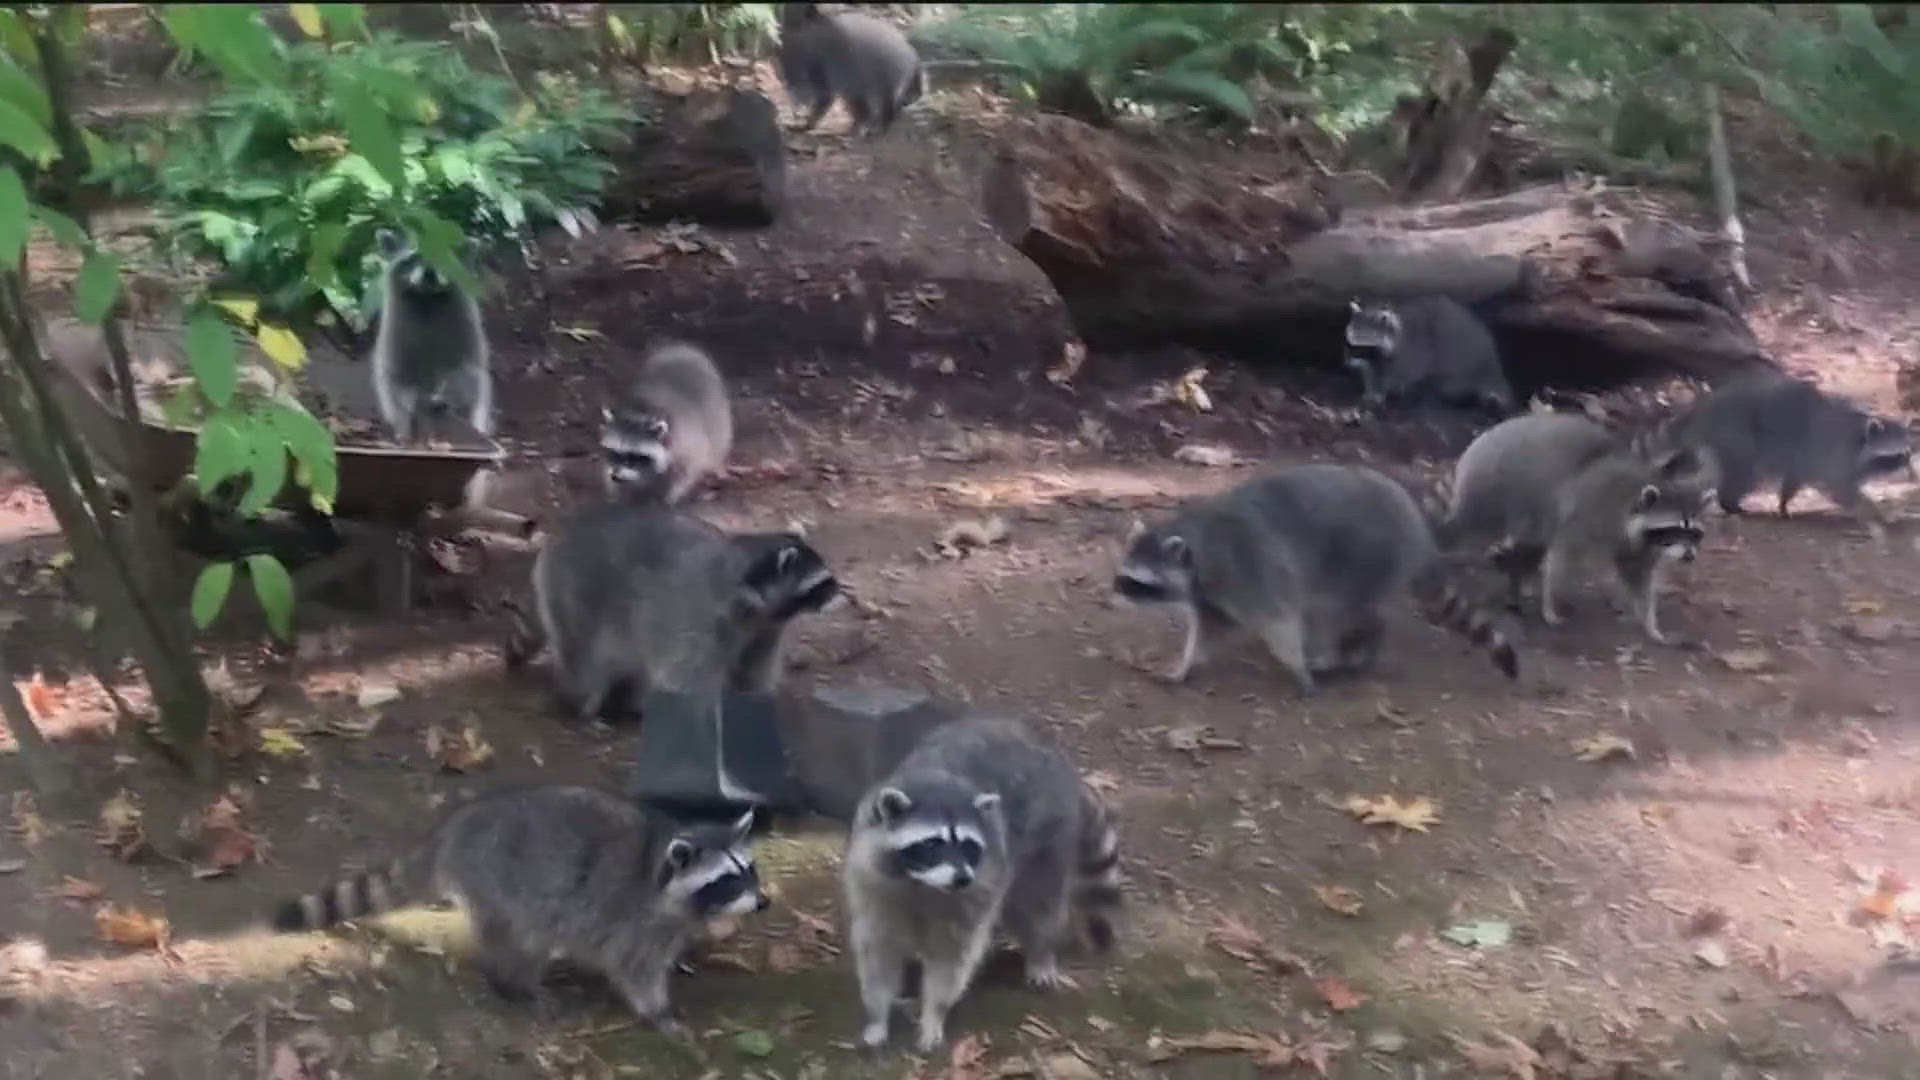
top-left (42, 319), bottom-right (504, 522)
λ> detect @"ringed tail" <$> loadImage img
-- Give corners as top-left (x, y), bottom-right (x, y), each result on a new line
top-left (1413, 565), bottom-right (1520, 680)
top-left (271, 857), bottom-right (413, 932)
top-left (1074, 784), bottom-right (1124, 953)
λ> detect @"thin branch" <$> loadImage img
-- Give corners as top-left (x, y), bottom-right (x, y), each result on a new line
top-left (1703, 84), bottom-right (1752, 305)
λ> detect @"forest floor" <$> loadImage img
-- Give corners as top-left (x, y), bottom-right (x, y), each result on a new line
top-left (3, 57), bottom-right (1920, 1080)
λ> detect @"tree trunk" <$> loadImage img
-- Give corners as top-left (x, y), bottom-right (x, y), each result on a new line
top-left (600, 86), bottom-right (787, 228)
top-left (981, 115), bottom-right (1770, 394)
top-left (1395, 25), bottom-right (1518, 203)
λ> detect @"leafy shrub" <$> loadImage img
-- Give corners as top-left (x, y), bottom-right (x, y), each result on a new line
top-left (602, 3), bottom-right (778, 65)
top-left (107, 29), bottom-right (629, 351)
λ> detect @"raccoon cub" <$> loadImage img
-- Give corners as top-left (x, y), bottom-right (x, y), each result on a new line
top-left (778, 2), bottom-right (925, 135)
top-left (1114, 464), bottom-right (1518, 692)
top-left (1668, 371), bottom-right (1913, 534)
top-left (841, 717), bottom-right (1122, 1052)
top-left (521, 503), bottom-right (839, 720)
top-left (1440, 414), bottom-right (1716, 645)
top-left (369, 228), bottom-right (492, 444)
top-left (270, 785), bottom-right (767, 1030)
top-left (603, 341), bottom-right (734, 505)
top-left (1344, 296), bottom-right (1514, 416)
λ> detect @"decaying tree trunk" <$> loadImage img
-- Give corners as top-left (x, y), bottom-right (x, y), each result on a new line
top-left (982, 115), bottom-right (1770, 392)
top-left (1395, 25), bottom-right (1517, 203)
top-left (600, 86), bottom-right (787, 228)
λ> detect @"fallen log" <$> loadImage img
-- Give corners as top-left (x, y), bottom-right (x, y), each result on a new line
top-left (981, 115), bottom-right (1771, 392)
top-left (600, 86), bottom-right (787, 228)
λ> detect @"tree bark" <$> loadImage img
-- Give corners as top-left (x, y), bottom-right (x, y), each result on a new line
top-left (982, 115), bottom-right (1770, 393)
top-left (1395, 25), bottom-right (1518, 203)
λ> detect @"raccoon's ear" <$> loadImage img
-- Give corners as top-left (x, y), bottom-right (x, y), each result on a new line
top-left (1348, 299), bottom-right (1362, 316)
top-left (600, 405), bottom-right (614, 425)
top-left (873, 787), bottom-right (912, 825)
top-left (1864, 417), bottom-right (1888, 440)
top-left (730, 809), bottom-right (756, 841)
top-left (649, 417), bottom-right (669, 438)
top-left (776, 544), bottom-right (799, 573)
top-left (375, 228), bottom-right (405, 258)
top-left (1636, 484), bottom-right (1661, 510)
top-left (1161, 534), bottom-right (1190, 565)
top-left (973, 792), bottom-right (1002, 814)
top-left (665, 837), bottom-right (696, 870)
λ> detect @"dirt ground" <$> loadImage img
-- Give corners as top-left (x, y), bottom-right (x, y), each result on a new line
top-left (4, 57), bottom-right (1920, 1080)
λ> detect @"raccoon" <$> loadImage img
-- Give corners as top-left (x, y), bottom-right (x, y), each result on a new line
top-left (269, 785), bottom-right (767, 1030)
top-left (1440, 413), bottom-right (1716, 645)
top-left (841, 717), bottom-right (1122, 1052)
top-left (1343, 296), bottom-right (1514, 416)
top-left (1668, 370), bottom-right (1913, 534)
top-left (778, 2), bottom-right (925, 136)
top-left (369, 228), bottom-right (492, 445)
top-left (520, 503), bottom-right (839, 720)
top-left (603, 341), bottom-right (734, 505)
top-left (1113, 464), bottom-right (1518, 692)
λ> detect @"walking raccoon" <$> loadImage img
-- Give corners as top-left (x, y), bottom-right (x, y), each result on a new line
top-left (778, 3), bottom-right (924, 135)
top-left (841, 717), bottom-right (1122, 1052)
top-left (1343, 295), bottom-right (1514, 417)
top-left (269, 785), bottom-right (768, 1031)
top-left (1114, 464), bottom-right (1519, 691)
top-left (602, 340), bottom-right (733, 506)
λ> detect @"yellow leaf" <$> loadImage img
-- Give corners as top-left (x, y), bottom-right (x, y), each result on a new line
top-left (255, 324), bottom-right (307, 370)
top-left (257, 727), bottom-right (309, 760)
top-left (288, 3), bottom-right (324, 38)
top-left (95, 904), bottom-right (170, 951)
top-left (1571, 732), bottom-right (1636, 762)
top-left (212, 298), bottom-right (260, 328)
top-left (1313, 883), bottom-right (1365, 916)
top-left (605, 12), bottom-right (633, 57)
top-left (46, 550), bottom-right (73, 570)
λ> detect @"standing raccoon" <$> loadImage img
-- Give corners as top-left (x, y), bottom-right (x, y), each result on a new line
top-left (369, 228), bottom-right (492, 444)
top-left (1439, 413), bottom-right (1716, 645)
top-left (602, 341), bottom-right (734, 505)
top-left (518, 503), bottom-right (839, 720)
top-left (1113, 464), bottom-right (1519, 692)
top-left (1343, 295), bottom-right (1514, 416)
top-left (841, 717), bottom-right (1122, 1052)
top-left (1668, 370), bottom-right (1913, 534)
top-left (269, 786), bottom-right (767, 1030)
top-left (778, 2), bottom-right (924, 135)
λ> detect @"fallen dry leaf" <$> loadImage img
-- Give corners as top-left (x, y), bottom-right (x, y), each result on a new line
top-left (96, 789), bottom-right (147, 860)
top-left (426, 720), bottom-right (495, 773)
top-left (1570, 732), bottom-right (1636, 762)
top-left (0, 859), bottom-right (23, 874)
top-left (1163, 725), bottom-right (1247, 753)
top-left (1693, 939), bottom-right (1729, 969)
top-left (1045, 340), bottom-right (1086, 386)
top-left (257, 727), bottom-right (309, 760)
top-left (1344, 794), bottom-right (1440, 833)
top-left (1207, 913), bottom-right (1306, 975)
top-left (22, 672), bottom-right (62, 721)
top-left (1313, 884), bottom-right (1365, 917)
top-left (1316, 974), bottom-right (1369, 1012)
top-left (1038, 1051), bottom-right (1099, 1080)
top-left (94, 904), bottom-right (170, 951)
top-left (356, 682), bottom-right (401, 709)
top-left (265, 1029), bottom-right (341, 1080)
top-left (1172, 366), bottom-right (1213, 412)
top-left (1173, 444), bottom-right (1238, 467)
top-left (10, 791), bottom-right (50, 847)
top-left (934, 516), bottom-right (1010, 558)
top-left (1453, 1032), bottom-right (1542, 1079)
top-left (1854, 870), bottom-right (1910, 923)
top-left (1715, 647), bottom-right (1775, 673)
top-left (1148, 1031), bottom-right (1294, 1069)
top-left (57, 875), bottom-right (103, 901)
top-left (186, 792), bottom-right (266, 879)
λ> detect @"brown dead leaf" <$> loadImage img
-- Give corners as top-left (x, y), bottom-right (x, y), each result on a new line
top-left (1148, 1031), bottom-right (1294, 1068)
top-left (265, 1029), bottom-right (341, 1080)
top-left (1207, 913), bottom-right (1306, 975)
top-left (1038, 1051), bottom-right (1098, 1080)
top-left (1081, 770), bottom-right (1120, 794)
top-left (1045, 340), bottom-right (1086, 387)
top-left (934, 516), bottom-right (1010, 558)
top-left (765, 941), bottom-right (806, 973)
top-left (57, 875), bottom-right (103, 901)
top-left (1163, 725), bottom-right (1248, 753)
top-left (1172, 444), bottom-right (1238, 468)
top-left (1313, 884), bottom-right (1365, 917)
top-left (10, 791), bottom-right (51, 847)
top-left (96, 789), bottom-right (147, 860)
top-left (426, 720), bottom-right (495, 773)
top-left (1453, 1032), bottom-right (1542, 1079)
top-left (94, 904), bottom-right (170, 951)
top-left (1344, 794), bottom-right (1440, 832)
top-left (947, 1033), bottom-right (987, 1078)
top-left (22, 672), bottom-right (62, 721)
top-left (1715, 647), bottom-right (1775, 673)
top-left (1854, 870), bottom-right (1909, 923)
top-left (1172, 366), bottom-right (1213, 412)
top-left (1571, 733), bottom-right (1636, 762)
top-left (1316, 974), bottom-right (1368, 1012)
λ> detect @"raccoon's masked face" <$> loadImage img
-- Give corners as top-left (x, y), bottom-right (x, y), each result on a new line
top-left (1114, 520), bottom-right (1195, 604)
top-left (735, 533), bottom-right (841, 620)
top-left (1626, 447), bottom-right (1714, 563)
top-left (657, 810), bottom-right (770, 918)
top-left (1855, 416), bottom-right (1915, 481)
top-left (377, 228), bottom-right (466, 301)
top-left (870, 787), bottom-right (1000, 892)
top-left (1343, 300), bottom-right (1400, 374)
top-left (601, 410), bottom-right (671, 494)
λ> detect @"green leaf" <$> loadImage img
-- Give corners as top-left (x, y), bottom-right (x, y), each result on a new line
top-left (335, 78), bottom-right (406, 189)
top-left (266, 399), bottom-right (338, 507)
top-left (0, 97), bottom-right (53, 161)
top-left (0, 53), bottom-right (50, 127)
top-left (306, 220), bottom-right (348, 287)
top-left (191, 561), bottom-right (236, 629)
top-left (194, 415), bottom-right (250, 489)
top-left (30, 204), bottom-right (87, 247)
top-left (731, 1030), bottom-right (776, 1059)
top-left (0, 167), bottom-right (24, 265)
top-left (238, 419), bottom-right (287, 516)
top-left (73, 249), bottom-right (123, 324)
top-left (186, 311), bottom-right (240, 408)
top-left (246, 553), bottom-right (296, 639)
top-left (405, 208), bottom-right (481, 294)
top-left (317, 3), bottom-right (368, 39)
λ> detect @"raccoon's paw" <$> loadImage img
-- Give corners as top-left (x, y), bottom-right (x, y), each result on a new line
top-left (1023, 960), bottom-right (1075, 992)
top-left (914, 1023), bottom-right (948, 1055)
top-left (860, 1021), bottom-right (890, 1049)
